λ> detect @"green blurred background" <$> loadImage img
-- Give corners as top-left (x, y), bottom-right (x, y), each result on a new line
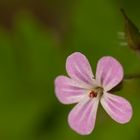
top-left (0, 0), bottom-right (140, 140)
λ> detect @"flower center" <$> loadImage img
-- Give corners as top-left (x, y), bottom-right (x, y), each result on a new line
top-left (88, 87), bottom-right (103, 99)
top-left (89, 91), bottom-right (97, 98)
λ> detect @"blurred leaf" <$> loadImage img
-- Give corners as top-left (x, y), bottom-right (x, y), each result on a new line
top-left (0, 11), bottom-right (64, 140)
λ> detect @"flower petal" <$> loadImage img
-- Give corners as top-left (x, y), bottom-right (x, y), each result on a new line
top-left (96, 56), bottom-right (123, 91)
top-left (55, 76), bottom-right (87, 104)
top-left (68, 96), bottom-right (99, 135)
top-left (100, 92), bottom-right (133, 124)
top-left (66, 52), bottom-right (94, 86)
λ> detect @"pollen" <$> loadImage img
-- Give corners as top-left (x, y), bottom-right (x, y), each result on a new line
top-left (89, 91), bottom-right (97, 98)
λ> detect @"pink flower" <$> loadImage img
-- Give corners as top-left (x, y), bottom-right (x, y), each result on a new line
top-left (54, 52), bottom-right (133, 135)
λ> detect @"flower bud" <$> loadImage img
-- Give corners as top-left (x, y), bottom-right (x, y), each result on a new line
top-left (121, 9), bottom-right (140, 51)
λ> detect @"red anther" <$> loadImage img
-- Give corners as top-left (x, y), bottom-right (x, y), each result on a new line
top-left (89, 91), bottom-right (97, 98)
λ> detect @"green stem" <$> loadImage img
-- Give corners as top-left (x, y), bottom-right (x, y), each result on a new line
top-left (110, 73), bottom-right (140, 92)
top-left (124, 73), bottom-right (140, 80)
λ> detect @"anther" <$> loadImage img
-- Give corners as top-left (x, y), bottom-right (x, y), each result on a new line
top-left (89, 91), bottom-right (97, 98)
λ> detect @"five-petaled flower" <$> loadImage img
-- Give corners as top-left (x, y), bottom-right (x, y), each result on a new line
top-left (54, 52), bottom-right (133, 135)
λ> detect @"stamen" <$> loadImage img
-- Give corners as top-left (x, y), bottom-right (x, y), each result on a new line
top-left (89, 91), bottom-right (97, 98)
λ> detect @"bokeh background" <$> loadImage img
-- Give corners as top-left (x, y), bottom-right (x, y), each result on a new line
top-left (0, 0), bottom-right (140, 140)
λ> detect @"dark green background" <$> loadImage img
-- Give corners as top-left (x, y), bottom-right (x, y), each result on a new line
top-left (0, 0), bottom-right (140, 140)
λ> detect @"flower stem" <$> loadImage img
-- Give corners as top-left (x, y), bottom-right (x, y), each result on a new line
top-left (124, 73), bottom-right (140, 80)
top-left (110, 73), bottom-right (140, 93)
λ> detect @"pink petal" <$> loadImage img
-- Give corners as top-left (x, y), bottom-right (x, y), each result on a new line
top-left (68, 96), bottom-right (99, 135)
top-left (100, 92), bottom-right (133, 124)
top-left (66, 52), bottom-right (94, 86)
top-left (55, 76), bottom-right (87, 104)
top-left (96, 56), bottom-right (123, 91)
